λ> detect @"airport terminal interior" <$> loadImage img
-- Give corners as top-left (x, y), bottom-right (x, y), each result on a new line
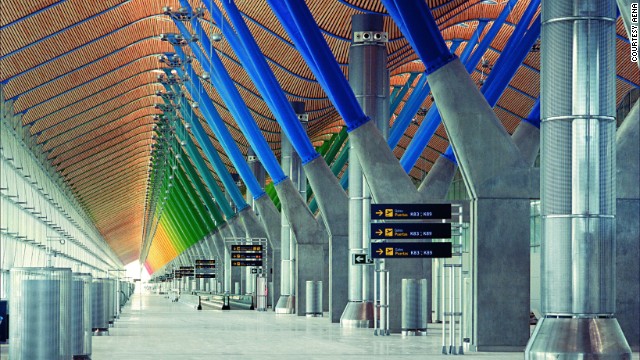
top-left (0, 0), bottom-right (638, 359)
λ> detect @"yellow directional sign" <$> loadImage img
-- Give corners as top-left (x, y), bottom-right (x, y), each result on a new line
top-left (384, 228), bottom-right (393, 237)
top-left (385, 247), bottom-right (394, 256)
top-left (385, 209), bottom-right (393, 217)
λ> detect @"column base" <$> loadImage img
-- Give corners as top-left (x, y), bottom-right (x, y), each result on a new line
top-left (525, 317), bottom-right (632, 359)
top-left (275, 295), bottom-right (295, 314)
top-left (340, 301), bottom-right (373, 328)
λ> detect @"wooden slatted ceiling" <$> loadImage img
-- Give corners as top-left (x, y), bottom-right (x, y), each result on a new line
top-left (3, 21), bottom-right (175, 98)
top-left (23, 62), bottom-right (163, 124)
top-left (0, 0), bottom-right (124, 55)
top-left (11, 42), bottom-right (173, 112)
top-left (32, 77), bottom-right (160, 133)
top-left (4, 0), bottom-right (638, 265)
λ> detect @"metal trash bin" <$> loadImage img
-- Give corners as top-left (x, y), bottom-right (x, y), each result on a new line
top-left (71, 273), bottom-right (92, 359)
top-left (91, 278), bottom-right (109, 336)
top-left (401, 279), bottom-right (427, 336)
top-left (9, 267), bottom-right (72, 360)
top-left (305, 281), bottom-right (322, 317)
top-left (256, 277), bottom-right (268, 311)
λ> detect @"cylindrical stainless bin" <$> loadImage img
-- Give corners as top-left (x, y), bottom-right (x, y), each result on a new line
top-left (305, 281), bottom-right (322, 317)
top-left (256, 277), bottom-right (268, 311)
top-left (401, 279), bottom-right (427, 336)
top-left (91, 278), bottom-right (109, 335)
top-left (9, 267), bottom-right (72, 360)
top-left (106, 279), bottom-right (115, 326)
top-left (71, 273), bottom-right (92, 358)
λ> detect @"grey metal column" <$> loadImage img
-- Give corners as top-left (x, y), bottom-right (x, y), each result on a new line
top-left (275, 109), bottom-right (299, 314)
top-left (341, 14), bottom-right (388, 328)
top-left (616, 101), bottom-right (639, 351)
top-left (526, 0), bottom-right (632, 357)
top-left (245, 147), bottom-right (265, 295)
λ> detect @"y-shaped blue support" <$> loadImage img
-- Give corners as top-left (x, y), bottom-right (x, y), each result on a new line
top-left (172, 20), bottom-right (287, 185)
top-left (161, 68), bottom-right (249, 211)
top-left (398, 0), bottom-right (536, 171)
top-left (267, 0), bottom-right (370, 131)
top-left (193, 1), bottom-right (320, 165)
top-left (172, 47), bottom-right (265, 203)
top-left (164, 84), bottom-right (235, 220)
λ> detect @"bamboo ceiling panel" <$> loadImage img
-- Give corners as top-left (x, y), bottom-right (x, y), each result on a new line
top-left (3, 0), bottom-right (637, 264)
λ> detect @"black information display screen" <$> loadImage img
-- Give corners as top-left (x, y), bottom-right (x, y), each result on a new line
top-left (370, 222), bottom-right (451, 239)
top-left (195, 260), bottom-right (216, 278)
top-left (231, 253), bottom-right (262, 260)
top-left (231, 245), bottom-right (263, 252)
top-left (370, 204), bottom-right (451, 220)
top-left (232, 260), bottom-right (263, 267)
top-left (195, 260), bottom-right (216, 266)
top-left (370, 242), bottom-right (452, 258)
top-left (231, 245), bottom-right (264, 266)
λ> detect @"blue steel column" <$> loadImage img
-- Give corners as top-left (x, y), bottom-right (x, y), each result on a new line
top-left (212, 0), bottom-right (351, 318)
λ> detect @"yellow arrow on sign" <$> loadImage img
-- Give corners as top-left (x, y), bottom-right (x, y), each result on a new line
top-left (376, 210), bottom-right (383, 216)
top-left (376, 229), bottom-right (383, 236)
top-left (376, 248), bottom-right (384, 255)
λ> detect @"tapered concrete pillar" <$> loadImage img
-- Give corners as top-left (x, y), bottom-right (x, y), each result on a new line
top-left (244, 147), bottom-right (267, 295)
top-left (342, 14), bottom-right (389, 328)
top-left (253, 195), bottom-right (281, 309)
top-left (274, 177), bottom-right (326, 316)
top-left (418, 155), bottom-right (457, 199)
top-left (616, 100), bottom-right (639, 351)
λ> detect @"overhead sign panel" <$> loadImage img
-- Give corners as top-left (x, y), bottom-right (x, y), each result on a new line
top-left (370, 223), bottom-right (451, 239)
top-left (352, 254), bottom-right (374, 265)
top-left (231, 245), bottom-right (263, 252)
top-left (195, 260), bottom-right (216, 278)
top-left (232, 260), bottom-right (263, 267)
top-left (370, 242), bottom-right (452, 258)
top-left (370, 204), bottom-right (451, 220)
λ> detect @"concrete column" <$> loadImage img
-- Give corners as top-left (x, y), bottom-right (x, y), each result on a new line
top-left (274, 178), bottom-right (326, 316)
top-left (244, 147), bottom-right (266, 295)
top-left (341, 13), bottom-right (389, 328)
top-left (616, 101), bottom-right (639, 351)
top-left (253, 195), bottom-right (281, 309)
top-left (276, 118), bottom-right (297, 314)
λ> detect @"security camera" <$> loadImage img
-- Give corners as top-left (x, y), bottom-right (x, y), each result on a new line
top-left (191, 102), bottom-right (199, 109)
top-left (211, 33), bottom-right (222, 42)
top-left (160, 33), bottom-right (168, 41)
top-left (162, 6), bottom-right (172, 14)
top-left (202, 72), bottom-right (211, 80)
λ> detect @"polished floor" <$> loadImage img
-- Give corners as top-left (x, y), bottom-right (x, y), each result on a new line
top-left (1, 292), bottom-right (638, 359)
top-left (89, 292), bottom-right (637, 360)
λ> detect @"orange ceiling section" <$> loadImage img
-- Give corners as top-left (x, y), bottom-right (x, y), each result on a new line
top-left (3, 0), bottom-right (638, 264)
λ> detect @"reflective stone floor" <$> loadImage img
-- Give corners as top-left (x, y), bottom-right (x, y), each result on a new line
top-left (1, 293), bottom-right (638, 359)
top-left (91, 293), bottom-right (637, 360)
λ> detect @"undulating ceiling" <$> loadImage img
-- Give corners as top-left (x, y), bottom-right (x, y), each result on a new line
top-left (1, 0), bottom-right (637, 271)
